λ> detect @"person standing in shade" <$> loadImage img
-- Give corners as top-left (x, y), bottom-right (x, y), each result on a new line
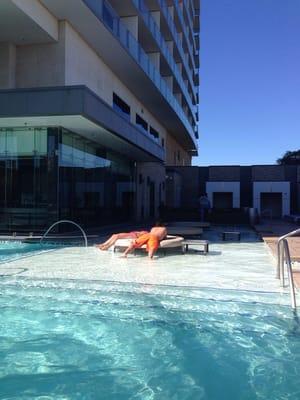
top-left (199, 193), bottom-right (211, 222)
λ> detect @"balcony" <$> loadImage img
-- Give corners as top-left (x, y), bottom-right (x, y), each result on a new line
top-left (132, 0), bottom-right (197, 124)
top-left (173, 0), bottom-right (196, 73)
top-left (83, 0), bottom-right (197, 150)
top-left (157, 0), bottom-right (197, 101)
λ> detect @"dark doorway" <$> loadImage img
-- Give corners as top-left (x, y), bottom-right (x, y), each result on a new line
top-left (260, 192), bottom-right (282, 218)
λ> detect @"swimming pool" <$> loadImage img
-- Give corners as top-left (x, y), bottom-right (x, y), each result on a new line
top-left (0, 227), bottom-right (299, 399)
top-left (0, 241), bottom-right (58, 264)
top-left (0, 278), bottom-right (299, 400)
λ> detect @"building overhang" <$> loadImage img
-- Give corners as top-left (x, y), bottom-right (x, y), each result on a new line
top-left (0, 0), bottom-right (58, 44)
top-left (0, 86), bottom-right (165, 162)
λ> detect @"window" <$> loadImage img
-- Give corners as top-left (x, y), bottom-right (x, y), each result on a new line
top-left (113, 93), bottom-right (130, 121)
top-left (136, 114), bottom-right (148, 132)
top-left (149, 126), bottom-right (159, 140)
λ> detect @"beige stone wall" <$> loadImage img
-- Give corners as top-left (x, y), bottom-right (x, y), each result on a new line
top-left (165, 133), bottom-right (191, 166)
top-left (64, 22), bottom-right (167, 149)
top-left (16, 22), bottom-right (66, 88)
top-left (12, 0), bottom-right (58, 41)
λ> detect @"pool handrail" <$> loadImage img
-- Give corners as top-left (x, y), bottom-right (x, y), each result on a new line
top-left (277, 228), bottom-right (300, 310)
top-left (40, 220), bottom-right (88, 247)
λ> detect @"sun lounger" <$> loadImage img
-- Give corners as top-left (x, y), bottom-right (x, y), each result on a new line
top-left (112, 235), bottom-right (184, 253)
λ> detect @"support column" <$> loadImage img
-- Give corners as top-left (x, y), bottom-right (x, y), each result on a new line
top-left (0, 43), bottom-right (16, 89)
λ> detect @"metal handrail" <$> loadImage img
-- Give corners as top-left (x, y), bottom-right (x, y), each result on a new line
top-left (40, 220), bottom-right (88, 247)
top-left (277, 228), bottom-right (300, 309)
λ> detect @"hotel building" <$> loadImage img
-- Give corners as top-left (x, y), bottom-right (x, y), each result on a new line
top-left (0, 0), bottom-right (200, 232)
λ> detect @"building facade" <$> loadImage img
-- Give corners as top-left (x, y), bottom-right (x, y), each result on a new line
top-left (0, 0), bottom-right (200, 232)
top-left (167, 165), bottom-right (300, 219)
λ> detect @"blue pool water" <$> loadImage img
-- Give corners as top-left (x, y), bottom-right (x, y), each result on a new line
top-left (0, 278), bottom-right (299, 400)
top-left (0, 241), bottom-right (59, 264)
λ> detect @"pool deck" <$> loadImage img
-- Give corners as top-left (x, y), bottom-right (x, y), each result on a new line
top-left (0, 222), bottom-right (299, 307)
top-left (254, 220), bottom-right (300, 288)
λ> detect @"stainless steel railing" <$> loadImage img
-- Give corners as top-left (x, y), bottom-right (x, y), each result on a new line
top-left (277, 228), bottom-right (300, 309)
top-left (40, 220), bottom-right (88, 247)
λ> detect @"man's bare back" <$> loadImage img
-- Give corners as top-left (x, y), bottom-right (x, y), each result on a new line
top-left (150, 226), bottom-right (167, 240)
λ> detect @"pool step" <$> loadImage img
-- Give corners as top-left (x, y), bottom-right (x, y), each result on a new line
top-left (0, 277), bottom-right (294, 336)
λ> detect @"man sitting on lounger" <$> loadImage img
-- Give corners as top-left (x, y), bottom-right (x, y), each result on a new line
top-left (121, 222), bottom-right (167, 259)
top-left (97, 230), bottom-right (148, 250)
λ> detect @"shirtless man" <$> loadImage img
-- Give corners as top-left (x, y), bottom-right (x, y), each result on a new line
top-left (122, 223), bottom-right (167, 259)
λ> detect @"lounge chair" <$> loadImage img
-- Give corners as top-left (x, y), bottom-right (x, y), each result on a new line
top-left (112, 235), bottom-right (184, 254)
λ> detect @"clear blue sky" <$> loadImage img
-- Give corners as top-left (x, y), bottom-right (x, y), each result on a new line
top-left (193, 0), bottom-right (300, 166)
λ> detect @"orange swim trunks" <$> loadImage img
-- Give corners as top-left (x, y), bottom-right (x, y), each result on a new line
top-left (133, 233), bottom-right (160, 253)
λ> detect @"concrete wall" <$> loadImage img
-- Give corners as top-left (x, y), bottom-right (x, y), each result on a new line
top-left (63, 22), bottom-right (168, 152)
top-left (208, 166), bottom-right (240, 181)
top-left (166, 170), bottom-right (182, 208)
top-left (165, 133), bottom-right (191, 166)
top-left (12, 0), bottom-right (58, 41)
top-left (252, 165), bottom-right (285, 181)
top-left (136, 162), bottom-right (166, 220)
top-left (0, 43), bottom-right (16, 88)
top-left (16, 22), bottom-right (66, 88)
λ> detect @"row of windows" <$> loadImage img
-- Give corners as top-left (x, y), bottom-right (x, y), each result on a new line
top-left (113, 93), bottom-right (164, 147)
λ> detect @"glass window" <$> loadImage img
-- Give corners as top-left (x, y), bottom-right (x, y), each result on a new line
top-left (113, 93), bottom-right (131, 121)
top-left (150, 126), bottom-right (160, 140)
top-left (136, 114), bottom-right (148, 132)
top-left (0, 127), bottom-right (58, 232)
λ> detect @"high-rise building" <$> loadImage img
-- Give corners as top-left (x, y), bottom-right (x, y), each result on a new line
top-left (0, 0), bottom-right (200, 232)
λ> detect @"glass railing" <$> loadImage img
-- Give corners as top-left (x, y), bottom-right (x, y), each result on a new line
top-left (157, 0), bottom-right (197, 101)
top-left (133, 0), bottom-right (196, 122)
top-left (183, 0), bottom-right (197, 51)
top-left (190, 0), bottom-right (196, 20)
top-left (82, 0), bottom-right (196, 142)
top-left (173, 0), bottom-right (196, 71)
